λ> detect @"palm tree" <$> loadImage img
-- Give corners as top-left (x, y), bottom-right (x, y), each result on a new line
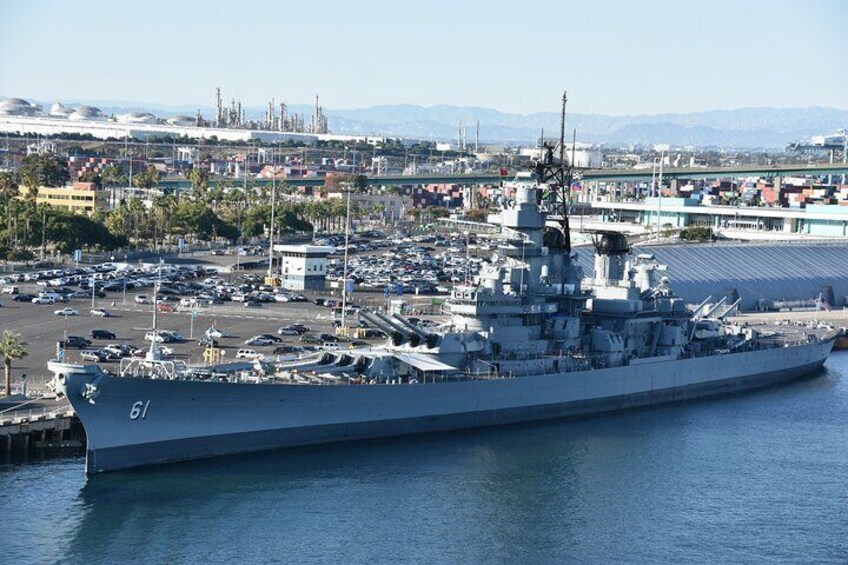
top-left (0, 330), bottom-right (28, 397)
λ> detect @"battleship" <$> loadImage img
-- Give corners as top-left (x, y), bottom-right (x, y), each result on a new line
top-left (49, 132), bottom-right (835, 476)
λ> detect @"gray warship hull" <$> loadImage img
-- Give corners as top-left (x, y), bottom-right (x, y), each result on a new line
top-left (55, 336), bottom-right (833, 475)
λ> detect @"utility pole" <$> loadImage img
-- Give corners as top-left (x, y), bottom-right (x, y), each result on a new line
top-left (656, 148), bottom-right (665, 240)
top-left (40, 208), bottom-right (46, 260)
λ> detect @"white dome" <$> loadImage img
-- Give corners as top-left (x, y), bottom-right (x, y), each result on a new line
top-left (0, 97), bottom-right (38, 116)
top-left (50, 102), bottom-right (72, 117)
top-left (117, 112), bottom-right (158, 124)
top-left (166, 115), bottom-right (194, 126)
top-left (68, 105), bottom-right (104, 121)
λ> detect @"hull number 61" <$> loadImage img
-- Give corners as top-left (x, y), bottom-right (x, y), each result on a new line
top-left (130, 400), bottom-right (151, 420)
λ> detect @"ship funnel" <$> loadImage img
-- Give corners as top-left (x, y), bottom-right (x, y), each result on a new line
top-left (591, 231), bottom-right (630, 283)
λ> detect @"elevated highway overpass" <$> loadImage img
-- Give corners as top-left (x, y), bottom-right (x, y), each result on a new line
top-left (158, 162), bottom-right (848, 191)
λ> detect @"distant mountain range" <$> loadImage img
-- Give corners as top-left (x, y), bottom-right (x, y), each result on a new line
top-left (325, 105), bottom-right (848, 148)
top-left (11, 96), bottom-right (848, 148)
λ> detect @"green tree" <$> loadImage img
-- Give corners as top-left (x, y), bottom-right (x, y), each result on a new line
top-left (19, 153), bottom-right (69, 189)
top-left (78, 171), bottom-right (102, 187)
top-left (101, 164), bottom-right (126, 188)
top-left (0, 330), bottom-right (28, 397)
top-left (132, 165), bottom-right (161, 189)
top-left (187, 167), bottom-right (210, 200)
top-left (46, 208), bottom-right (126, 253)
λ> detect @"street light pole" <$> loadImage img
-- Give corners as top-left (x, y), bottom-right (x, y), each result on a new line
top-left (340, 185), bottom-right (353, 330)
top-left (267, 177), bottom-right (276, 281)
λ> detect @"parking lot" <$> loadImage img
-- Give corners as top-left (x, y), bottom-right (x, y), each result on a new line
top-left (1, 291), bottom-right (354, 385)
top-left (0, 260), bottom-right (388, 390)
top-left (0, 230), bottom-right (480, 391)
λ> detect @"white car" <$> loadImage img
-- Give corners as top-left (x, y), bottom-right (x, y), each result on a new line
top-left (80, 350), bottom-right (104, 362)
top-left (145, 331), bottom-right (166, 343)
top-left (235, 349), bottom-right (263, 360)
top-left (32, 296), bottom-right (55, 304)
top-left (245, 336), bottom-right (274, 346)
top-left (152, 344), bottom-right (174, 357)
top-left (135, 294), bottom-right (150, 304)
top-left (205, 326), bottom-right (229, 339)
top-left (1, 286), bottom-right (18, 294)
top-left (90, 308), bottom-right (110, 317)
top-left (54, 307), bottom-right (78, 316)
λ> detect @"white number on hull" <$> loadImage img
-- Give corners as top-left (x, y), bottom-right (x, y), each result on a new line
top-left (130, 400), bottom-right (151, 420)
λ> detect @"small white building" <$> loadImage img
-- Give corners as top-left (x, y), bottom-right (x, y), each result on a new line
top-left (273, 244), bottom-right (334, 290)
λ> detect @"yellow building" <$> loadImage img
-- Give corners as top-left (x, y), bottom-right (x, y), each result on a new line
top-left (20, 182), bottom-right (108, 215)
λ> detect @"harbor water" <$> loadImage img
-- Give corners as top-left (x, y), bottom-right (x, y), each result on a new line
top-left (2, 355), bottom-right (847, 564)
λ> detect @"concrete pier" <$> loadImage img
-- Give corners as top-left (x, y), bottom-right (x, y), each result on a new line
top-left (0, 397), bottom-right (82, 452)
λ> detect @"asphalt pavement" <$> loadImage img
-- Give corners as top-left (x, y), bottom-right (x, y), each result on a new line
top-left (0, 286), bottom-right (341, 390)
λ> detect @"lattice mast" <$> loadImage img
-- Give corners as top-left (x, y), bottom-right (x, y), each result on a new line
top-left (533, 91), bottom-right (576, 254)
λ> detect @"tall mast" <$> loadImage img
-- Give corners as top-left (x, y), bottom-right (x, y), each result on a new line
top-left (534, 91), bottom-right (573, 254)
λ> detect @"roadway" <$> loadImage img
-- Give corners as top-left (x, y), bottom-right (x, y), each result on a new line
top-left (156, 162), bottom-right (848, 190)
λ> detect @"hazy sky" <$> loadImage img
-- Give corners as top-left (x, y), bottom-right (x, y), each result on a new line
top-left (1, 0), bottom-right (845, 115)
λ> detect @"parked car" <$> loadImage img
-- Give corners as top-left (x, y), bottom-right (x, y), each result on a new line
top-left (33, 296), bottom-right (56, 305)
top-left (159, 330), bottom-right (184, 342)
top-left (278, 324), bottom-right (310, 335)
top-left (235, 349), bottom-right (263, 360)
top-left (144, 332), bottom-right (166, 343)
top-left (205, 326), bottom-right (230, 339)
top-left (62, 335), bottom-right (91, 349)
top-left (257, 333), bottom-right (282, 343)
top-left (245, 336), bottom-right (275, 346)
top-left (135, 294), bottom-right (150, 304)
top-left (90, 329), bottom-right (116, 340)
top-left (197, 335), bottom-right (219, 348)
top-left (156, 303), bottom-right (176, 313)
top-left (319, 333), bottom-right (340, 343)
top-left (103, 344), bottom-right (136, 357)
top-left (300, 334), bottom-right (322, 344)
top-left (1, 285), bottom-right (18, 294)
top-left (90, 308), bottom-right (111, 317)
top-left (13, 293), bottom-right (37, 302)
top-left (273, 345), bottom-right (305, 355)
top-left (244, 300), bottom-right (262, 308)
top-left (363, 329), bottom-right (387, 339)
top-left (80, 349), bottom-right (108, 363)
top-left (54, 307), bottom-right (78, 316)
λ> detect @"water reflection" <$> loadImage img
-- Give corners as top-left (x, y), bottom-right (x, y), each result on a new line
top-left (2, 360), bottom-right (842, 564)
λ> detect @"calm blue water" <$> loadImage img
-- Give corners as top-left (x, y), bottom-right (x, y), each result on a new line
top-left (3, 357), bottom-right (848, 565)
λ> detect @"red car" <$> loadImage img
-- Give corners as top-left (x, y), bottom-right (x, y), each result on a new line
top-left (156, 302), bottom-right (176, 313)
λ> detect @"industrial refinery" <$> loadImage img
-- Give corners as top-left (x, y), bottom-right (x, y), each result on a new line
top-left (0, 89), bottom-right (350, 143)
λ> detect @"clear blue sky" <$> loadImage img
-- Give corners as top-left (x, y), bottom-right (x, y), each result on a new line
top-left (1, 0), bottom-right (845, 115)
